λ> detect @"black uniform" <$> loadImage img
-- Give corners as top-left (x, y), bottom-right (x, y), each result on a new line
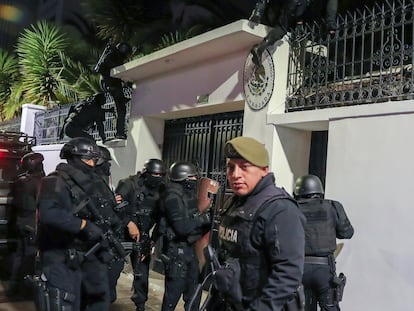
top-left (115, 172), bottom-right (163, 310)
top-left (160, 181), bottom-right (210, 311)
top-left (95, 44), bottom-right (131, 139)
top-left (61, 93), bottom-right (113, 142)
top-left (210, 173), bottom-right (306, 311)
top-left (37, 161), bottom-right (111, 311)
top-left (297, 198), bottom-right (354, 311)
top-left (250, 0), bottom-right (338, 66)
top-left (8, 170), bottom-right (44, 297)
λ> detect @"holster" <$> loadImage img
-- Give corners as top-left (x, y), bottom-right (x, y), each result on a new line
top-left (332, 272), bottom-right (347, 302)
top-left (28, 273), bottom-right (50, 311)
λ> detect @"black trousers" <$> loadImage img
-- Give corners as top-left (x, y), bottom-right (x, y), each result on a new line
top-left (302, 263), bottom-right (340, 311)
top-left (81, 255), bottom-right (111, 311)
top-left (42, 252), bottom-right (82, 311)
top-left (130, 250), bottom-right (151, 308)
top-left (9, 230), bottom-right (37, 296)
top-left (101, 77), bottom-right (128, 137)
top-left (161, 245), bottom-right (201, 311)
top-left (107, 258), bottom-right (125, 303)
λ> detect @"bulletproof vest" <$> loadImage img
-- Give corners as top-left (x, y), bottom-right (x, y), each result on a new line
top-left (219, 186), bottom-right (289, 258)
top-left (129, 174), bottom-right (160, 232)
top-left (160, 182), bottom-right (198, 241)
top-left (218, 187), bottom-right (294, 301)
top-left (298, 198), bottom-right (337, 255)
top-left (55, 164), bottom-right (116, 223)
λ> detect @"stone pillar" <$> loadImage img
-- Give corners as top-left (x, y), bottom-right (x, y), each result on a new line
top-left (20, 104), bottom-right (46, 136)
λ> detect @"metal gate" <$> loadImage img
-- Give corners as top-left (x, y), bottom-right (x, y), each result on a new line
top-left (162, 110), bottom-right (244, 204)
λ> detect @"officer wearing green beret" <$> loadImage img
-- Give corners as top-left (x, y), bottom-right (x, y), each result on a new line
top-left (208, 136), bottom-right (306, 311)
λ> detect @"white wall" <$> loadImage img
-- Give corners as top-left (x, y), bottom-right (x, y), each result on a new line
top-left (32, 144), bottom-right (64, 175)
top-left (326, 112), bottom-right (414, 310)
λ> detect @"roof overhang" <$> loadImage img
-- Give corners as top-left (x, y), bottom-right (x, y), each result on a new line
top-left (112, 19), bottom-right (270, 83)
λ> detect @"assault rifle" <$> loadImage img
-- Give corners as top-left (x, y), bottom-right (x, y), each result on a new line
top-left (94, 41), bottom-right (113, 74)
top-left (120, 233), bottom-right (151, 259)
top-left (80, 197), bottom-right (127, 261)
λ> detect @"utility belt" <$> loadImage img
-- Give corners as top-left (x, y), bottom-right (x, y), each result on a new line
top-left (304, 256), bottom-right (329, 265)
top-left (42, 249), bottom-right (85, 270)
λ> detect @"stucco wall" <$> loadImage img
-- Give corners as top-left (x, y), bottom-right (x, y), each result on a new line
top-left (326, 112), bottom-right (414, 310)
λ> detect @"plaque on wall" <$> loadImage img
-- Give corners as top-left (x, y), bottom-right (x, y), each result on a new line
top-left (243, 48), bottom-right (275, 111)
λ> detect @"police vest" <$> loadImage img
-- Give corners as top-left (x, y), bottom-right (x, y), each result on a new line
top-left (54, 164), bottom-right (116, 223)
top-left (160, 182), bottom-right (198, 242)
top-left (128, 174), bottom-right (160, 232)
top-left (217, 187), bottom-right (295, 300)
top-left (298, 198), bottom-right (337, 255)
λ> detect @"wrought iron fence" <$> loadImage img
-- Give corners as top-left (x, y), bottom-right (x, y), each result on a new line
top-left (34, 87), bottom-right (132, 145)
top-left (286, 0), bottom-right (414, 111)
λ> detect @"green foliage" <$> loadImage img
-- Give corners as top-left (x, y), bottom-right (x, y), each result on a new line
top-left (58, 51), bottom-right (101, 98)
top-left (16, 21), bottom-right (70, 106)
top-left (2, 81), bottom-right (25, 120)
top-left (0, 49), bottom-right (20, 109)
top-left (81, 0), bottom-right (148, 43)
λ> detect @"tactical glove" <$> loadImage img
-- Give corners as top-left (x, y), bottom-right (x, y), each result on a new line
top-left (197, 211), bottom-right (211, 227)
top-left (82, 221), bottom-right (103, 242)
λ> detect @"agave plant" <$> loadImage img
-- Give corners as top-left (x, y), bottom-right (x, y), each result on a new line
top-left (2, 81), bottom-right (25, 120)
top-left (15, 20), bottom-right (78, 108)
top-left (0, 49), bottom-right (20, 119)
top-left (58, 51), bottom-right (101, 98)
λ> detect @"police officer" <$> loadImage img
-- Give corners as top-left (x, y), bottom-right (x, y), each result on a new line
top-left (115, 159), bottom-right (166, 311)
top-left (294, 174), bottom-right (354, 311)
top-left (160, 161), bottom-right (211, 311)
top-left (61, 93), bottom-right (114, 143)
top-left (209, 136), bottom-right (306, 311)
top-left (92, 145), bottom-right (125, 305)
top-left (249, 0), bottom-right (338, 66)
top-left (95, 42), bottom-right (133, 140)
top-left (8, 152), bottom-right (45, 298)
top-left (96, 146), bottom-right (113, 185)
top-left (36, 137), bottom-right (111, 311)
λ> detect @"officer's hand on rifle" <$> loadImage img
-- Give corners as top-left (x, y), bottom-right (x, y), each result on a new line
top-left (127, 221), bottom-right (140, 241)
top-left (115, 194), bottom-right (122, 204)
top-left (81, 220), bottom-right (103, 242)
top-left (197, 209), bottom-right (212, 226)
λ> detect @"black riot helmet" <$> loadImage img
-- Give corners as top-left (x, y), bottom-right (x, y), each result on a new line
top-left (116, 42), bottom-right (132, 57)
top-left (20, 152), bottom-right (44, 173)
top-left (96, 146), bottom-right (112, 166)
top-left (60, 137), bottom-right (100, 160)
top-left (168, 161), bottom-right (198, 182)
top-left (294, 174), bottom-right (325, 199)
top-left (142, 159), bottom-right (165, 175)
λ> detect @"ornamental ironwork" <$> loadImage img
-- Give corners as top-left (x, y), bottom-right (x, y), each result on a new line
top-left (287, 0), bottom-right (414, 111)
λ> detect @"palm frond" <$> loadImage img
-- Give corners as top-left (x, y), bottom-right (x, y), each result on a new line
top-left (2, 81), bottom-right (26, 120)
top-left (0, 49), bottom-right (20, 103)
top-left (16, 20), bottom-right (69, 107)
top-left (58, 51), bottom-right (101, 97)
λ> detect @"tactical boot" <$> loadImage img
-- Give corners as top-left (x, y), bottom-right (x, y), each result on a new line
top-left (135, 304), bottom-right (145, 311)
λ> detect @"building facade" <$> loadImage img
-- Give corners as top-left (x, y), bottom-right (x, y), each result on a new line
top-left (21, 14), bottom-right (414, 310)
